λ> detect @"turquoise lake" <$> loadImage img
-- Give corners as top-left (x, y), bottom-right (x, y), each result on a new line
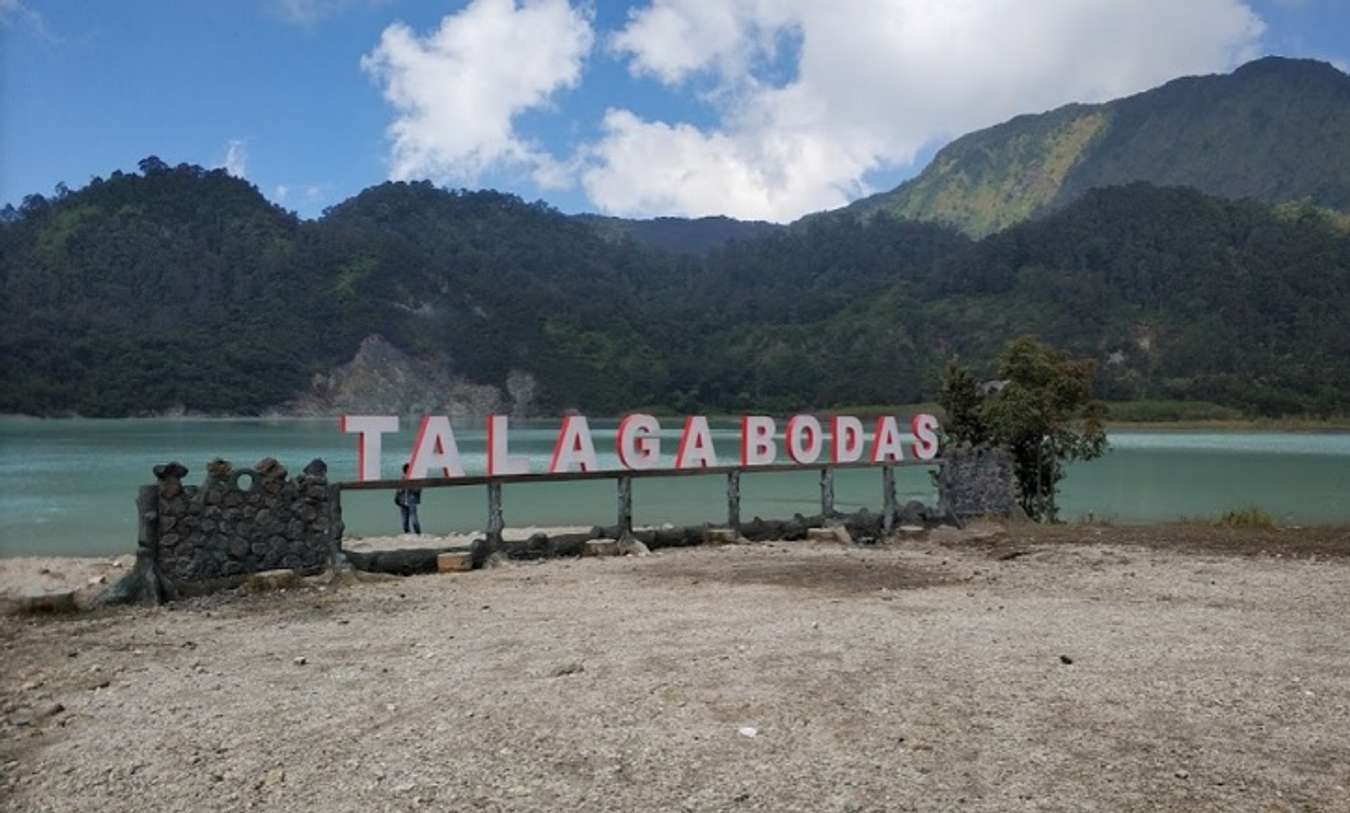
top-left (2, 418), bottom-right (1348, 556)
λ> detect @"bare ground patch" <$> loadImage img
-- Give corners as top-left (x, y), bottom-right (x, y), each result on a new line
top-left (955, 521), bottom-right (1350, 562)
top-left (647, 543), bottom-right (951, 596)
top-left (3, 531), bottom-right (1350, 812)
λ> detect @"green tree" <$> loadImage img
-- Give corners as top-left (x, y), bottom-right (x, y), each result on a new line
top-left (943, 337), bottom-right (1108, 521)
top-left (938, 360), bottom-right (989, 446)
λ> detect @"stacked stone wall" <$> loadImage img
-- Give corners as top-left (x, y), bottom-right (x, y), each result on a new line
top-left (143, 457), bottom-right (342, 598)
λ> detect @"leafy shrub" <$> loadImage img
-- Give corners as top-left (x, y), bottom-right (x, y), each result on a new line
top-left (1215, 506), bottom-right (1278, 530)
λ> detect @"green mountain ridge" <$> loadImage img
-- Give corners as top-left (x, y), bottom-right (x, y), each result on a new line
top-left (3, 162), bottom-right (1348, 418)
top-left (572, 214), bottom-right (782, 255)
top-left (848, 56), bottom-right (1350, 237)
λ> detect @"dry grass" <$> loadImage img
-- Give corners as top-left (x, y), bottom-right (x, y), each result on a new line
top-left (1215, 506), bottom-right (1279, 530)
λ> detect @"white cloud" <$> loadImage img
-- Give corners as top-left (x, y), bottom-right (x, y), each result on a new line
top-left (586, 0), bottom-right (1266, 221)
top-left (274, 184), bottom-right (290, 202)
top-left (271, 0), bottom-right (384, 27)
top-left (223, 140), bottom-right (247, 178)
top-left (361, 0), bottom-right (594, 185)
top-left (0, 0), bottom-right (57, 41)
top-left (610, 2), bottom-right (795, 88)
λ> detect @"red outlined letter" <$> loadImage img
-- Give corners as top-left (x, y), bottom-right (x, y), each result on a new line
top-left (786, 415), bottom-right (823, 464)
top-left (830, 415), bottom-right (864, 464)
top-left (550, 416), bottom-right (599, 473)
top-left (740, 415), bottom-right (777, 466)
top-left (675, 416), bottom-right (718, 468)
top-left (911, 413), bottom-right (940, 461)
top-left (406, 416), bottom-right (465, 479)
top-left (617, 414), bottom-right (662, 469)
top-left (339, 415), bottom-right (398, 482)
top-left (870, 416), bottom-right (905, 463)
top-left (486, 415), bottom-right (529, 476)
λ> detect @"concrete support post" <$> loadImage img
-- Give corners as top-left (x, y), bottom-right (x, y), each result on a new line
top-left (726, 470), bottom-right (741, 531)
top-left (486, 481), bottom-right (504, 553)
top-left (326, 483), bottom-right (344, 567)
top-left (617, 476), bottom-right (634, 540)
top-left (820, 468), bottom-right (835, 517)
top-left (882, 465), bottom-right (896, 534)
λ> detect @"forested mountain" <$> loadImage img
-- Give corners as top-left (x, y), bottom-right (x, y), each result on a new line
top-left (3, 161), bottom-right (1349, 418)
top-left (574, 214), bottom-right (782, 255)
top-left (847, 57), bottom-right (1350, 237)
top-left (925, 185), bottom-right (1350, 415)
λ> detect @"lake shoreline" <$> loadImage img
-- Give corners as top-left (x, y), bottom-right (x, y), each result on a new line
top-left (6, 419), bottom-right (1350, 558)
top-left (1104, 419), bottom-right (1350, 432)
top-left (7, 520), bottom-right (1350, 593)
top-left (7, 410), bottom-right (1350, 433)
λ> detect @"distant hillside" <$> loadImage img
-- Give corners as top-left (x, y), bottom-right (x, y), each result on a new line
top-left (4, 162), bottom-right (1349, 418)
top-left (848, 57), bottom-right (1350, 236)
top-left (921, 184), bottom-right (1350, 416)
top-left (575, 213), bottom-right (782, 254)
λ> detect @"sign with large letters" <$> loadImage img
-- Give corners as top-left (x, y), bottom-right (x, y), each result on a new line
top-left (340, 413), bottom-right (940, 482)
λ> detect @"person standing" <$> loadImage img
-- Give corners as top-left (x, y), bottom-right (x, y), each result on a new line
top-left (395, 463), bottom-right (422, 535)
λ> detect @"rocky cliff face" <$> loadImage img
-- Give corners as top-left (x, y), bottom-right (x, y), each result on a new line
top-left (287, 335), bottom-right (537, 419)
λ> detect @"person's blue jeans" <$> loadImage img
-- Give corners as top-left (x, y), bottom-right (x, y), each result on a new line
top-left (400, 504), bottom-right (421, 534)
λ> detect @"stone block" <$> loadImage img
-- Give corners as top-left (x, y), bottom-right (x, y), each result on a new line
top-left (702, 528), bottom-right (743, 545)
top-left (437, 552), bottom-right (473, 572)
top-left (240, 569), bottom-right (303, 592)
top-left (153, 462), bottom-right (189, 480)
top-left (1, 587), bottom-right (79, 615)
top-left (584, 539), bottom-right (621, 557)
top-left (807, 527), bottom-right (845, 544)
top-left (255, 457), bottom-right (287, 479)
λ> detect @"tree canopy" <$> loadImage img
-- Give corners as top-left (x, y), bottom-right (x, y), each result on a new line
top-left (2, 163), bottom-right (1349, 418)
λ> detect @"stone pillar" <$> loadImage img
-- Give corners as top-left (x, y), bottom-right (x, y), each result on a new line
top-left (937, 444), bottom-right (1017, 521)
top-left (133, 484), bottom-right (164, 604)
top-left (819, 468), bottom-right (835, 517)
top-left (882, 465), bottom-right (896, 534)
top-left (726, 470), bottom-right (741, 531)
top-left (99, 481), bottom-right (166, 607)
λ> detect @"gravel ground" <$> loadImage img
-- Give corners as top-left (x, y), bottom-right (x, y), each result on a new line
top-left (0, 557), bottom-right (135, 612)
top-left (3, 525), bottom-right (1350, 812)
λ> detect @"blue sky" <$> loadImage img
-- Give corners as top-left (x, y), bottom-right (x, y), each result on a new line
top-left (2, 0), bottom-right (1346, 221)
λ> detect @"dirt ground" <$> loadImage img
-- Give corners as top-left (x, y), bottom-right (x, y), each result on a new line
top-left (3, 524), bottom-right (1350, 812)
top-left (0, 556), bottom-right (134, 611)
